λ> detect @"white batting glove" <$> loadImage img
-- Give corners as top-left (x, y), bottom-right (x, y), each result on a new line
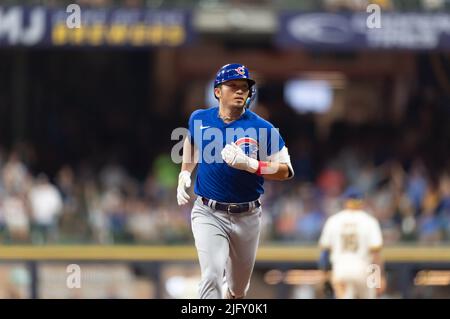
top-left (177, 170), bottom-right (192, 206)
top-left (221, 143), bottom-right (259, 173)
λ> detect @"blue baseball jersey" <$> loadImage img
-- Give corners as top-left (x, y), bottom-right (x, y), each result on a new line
top-left (187, 107), bottom-right (285, 203)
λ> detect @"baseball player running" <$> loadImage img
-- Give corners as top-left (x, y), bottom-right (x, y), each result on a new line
top-left (177, 63), bottom-right (294, 299)
top-left (318, 187), bottom-right (385, 299)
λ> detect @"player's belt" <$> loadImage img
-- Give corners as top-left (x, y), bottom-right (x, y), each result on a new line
top-left (201, 197), bottom-right (261, 214)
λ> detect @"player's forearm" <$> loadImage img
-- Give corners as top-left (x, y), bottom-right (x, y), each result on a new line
top-left (257, 162), bottom-right (290, 181)
top-left (181, 161), bottom-right (197, 174)
top-left (181, 137), bottom-right (198, 173)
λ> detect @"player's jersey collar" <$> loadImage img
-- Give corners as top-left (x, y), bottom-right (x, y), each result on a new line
top-left (214, 107), bottom-right (249, 126)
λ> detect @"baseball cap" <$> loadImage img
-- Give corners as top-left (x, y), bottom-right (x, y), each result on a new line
top-left (342, 186), bottom-right (364, 200)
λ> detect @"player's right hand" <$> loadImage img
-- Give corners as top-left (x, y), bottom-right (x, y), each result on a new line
top-left (177, 170), bottom-right (191, 205)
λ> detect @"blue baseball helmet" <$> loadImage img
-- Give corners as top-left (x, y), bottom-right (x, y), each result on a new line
top-left (214, 63), bottom-right (256, 90)
top-left (213, 63), bottom-right (256, 107)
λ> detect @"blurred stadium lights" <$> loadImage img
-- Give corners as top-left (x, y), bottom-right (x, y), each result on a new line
top-left (263, 269), bottom-right (284, 285)
top-left (283, 269), bottom-right (324, 285)
top-left (414, 270), bottom-right (450, 286)
top-left (284, 79), bottom-right (334, 114)
top-left (165, 275), bottom-right (199, 298)
top-left (263, 269), bottom-right (324, 285)
top-left (283, 72), bottom-right (347, 114)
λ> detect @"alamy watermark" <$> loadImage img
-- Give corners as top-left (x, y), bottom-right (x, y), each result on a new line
top-left (171, 122), bottom-right (281, 164)
top-left (66, 4), bottom-right (81, 29)
top-left (366, 4), bottom-right (381, 29)
top-left (366, 264), bottom-right (382, 289)
top-left (66, 264), bottom-right (81, 289)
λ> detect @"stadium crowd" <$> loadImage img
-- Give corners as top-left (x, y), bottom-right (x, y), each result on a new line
top-left (0, 137), bottom-right (449, 246)
top-left (0, 29), bottom-right (448, 246)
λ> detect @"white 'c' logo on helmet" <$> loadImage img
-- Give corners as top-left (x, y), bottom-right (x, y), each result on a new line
top-left (235, 66), bottom-right (245, 76)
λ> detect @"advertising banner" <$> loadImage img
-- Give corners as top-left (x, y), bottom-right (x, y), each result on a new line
top-left (0, 6), bottom-right (194, 47)
top-left (278, 12), bottom-right (450, 51)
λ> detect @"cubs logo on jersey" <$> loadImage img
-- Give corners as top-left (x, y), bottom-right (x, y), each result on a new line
top-left (235, 137), bottom-right (258, 160)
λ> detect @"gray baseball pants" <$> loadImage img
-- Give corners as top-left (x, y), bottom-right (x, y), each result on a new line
top-left (190, 196), bottom-right (262, 299)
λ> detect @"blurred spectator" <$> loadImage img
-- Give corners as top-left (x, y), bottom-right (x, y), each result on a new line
top-left (126, 198), bottom-right (159, 243)
top-left (28, 174), bottom-right (63, 244)
top-left (317, 169), bottom-right (344, 218)
top-left (2, 192), bottom-right (30, 243)
top-left (85, 179), bottom-right (111, 244)
top-left (417, 184), bottom-right (443, 244)
top-left (101, 188), bottom-right (129, 243)
top-left (406, 160), bottom-right (428, 215)
top-left (56, 165), bottom-right (76, 203)
top-left (100, 160), bottom-right (130, 192)
top-left (396, 194), bottom-right (418, 241)
top-left (437, 174), bottom-right (450, 240)
top-left (0, 197), bottom-right (5, 242)
top-left (2, 152), bottom-right (30, 195)
top-left (274, 195), bottom-right (302, 241)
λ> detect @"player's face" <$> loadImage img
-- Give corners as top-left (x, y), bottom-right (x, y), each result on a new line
top-left (345, 199), bottom-right (364, 210)
top-left (215, 79), bottom-right (250, 109)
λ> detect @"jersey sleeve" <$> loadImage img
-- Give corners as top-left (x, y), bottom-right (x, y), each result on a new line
top-left (187, 110), bottom-right (199, 144)
top-left (267, 146), bottom-right (295, 179)
top-left (369, 218), bottom-right (383, 250)
top-left (319, 219), bottom-right (332, 249)
top-left (267, 125), bottom-right (286, 157)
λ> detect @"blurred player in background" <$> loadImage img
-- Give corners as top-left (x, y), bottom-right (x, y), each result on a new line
top-left (318, 187), bottom-right (385, 299)
top-left (177, 63), bottom-right (294, 299)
